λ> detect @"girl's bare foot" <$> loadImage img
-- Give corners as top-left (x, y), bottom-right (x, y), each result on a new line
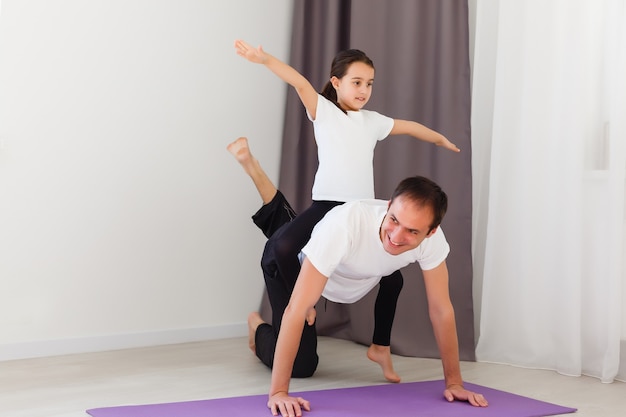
top-left (367, 344), bottom-right (401, 383)
top-left (247, 311), bottom-right (266, 353)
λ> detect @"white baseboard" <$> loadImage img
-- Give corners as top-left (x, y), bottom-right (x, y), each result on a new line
top-left (0, 322), bottom-right (248, 362)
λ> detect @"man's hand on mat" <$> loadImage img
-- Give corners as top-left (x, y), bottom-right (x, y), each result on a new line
top-left (444, 384), bottom-right (489, 407)
top-left (268, 391), bottom-right (311, 417)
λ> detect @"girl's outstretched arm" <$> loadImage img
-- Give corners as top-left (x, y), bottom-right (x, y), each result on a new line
top-left (390, 119), bottom-right (460, 153)
top-left (235, 39), bottom-right (319, 119)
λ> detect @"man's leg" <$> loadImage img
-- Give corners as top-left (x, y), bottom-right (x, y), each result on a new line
top-left (250, 236), bottom-right (319, 378)
top-left (271, 201), bottom-right (342, 292)
top-left (230, 137), bottom-right (318, 376)
top-left (227, 136), bottom-right (297, 238)
top-left (251, 191), bottom-right (297, 239)
top-left (227, 136), bottom-right (277, 204)
top-left (367, 270), bottom-right (404, 383)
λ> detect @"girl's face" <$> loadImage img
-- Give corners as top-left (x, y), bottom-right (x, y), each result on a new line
top-left (332, 61), bottom-right (375, 112)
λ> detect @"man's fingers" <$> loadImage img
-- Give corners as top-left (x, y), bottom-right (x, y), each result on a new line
top-left (473, 393), bottom-right (488, 407)
top-left (268, 395), bottom-right (310, 417)
top-left (464, 391), bottom-right (488, 407)
top-left (297, 397), bottom-right (311, 411)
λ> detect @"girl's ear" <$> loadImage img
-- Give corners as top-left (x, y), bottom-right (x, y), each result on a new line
top-left (330, 76), bottom-right (340, 89)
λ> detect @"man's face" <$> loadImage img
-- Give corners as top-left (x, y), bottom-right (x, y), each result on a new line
top-left (379, 195), bottom-right (437, 256)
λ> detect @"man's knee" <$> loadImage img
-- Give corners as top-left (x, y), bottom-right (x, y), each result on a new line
top-left (261, 238), bottom-right (278, 275)
top-left (290, 323), bottom-right (318, 378)
top-left (291, 355), bottom-right (318, 378)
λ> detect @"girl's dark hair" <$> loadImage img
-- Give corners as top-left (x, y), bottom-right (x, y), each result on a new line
top-left (390, 176), bottom-right (448, 232)
top-left (320, 49), bottom-right (374, 113)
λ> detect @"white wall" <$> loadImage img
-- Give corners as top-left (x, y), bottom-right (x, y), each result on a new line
top-left (0, 0), bottom-right (293, 360)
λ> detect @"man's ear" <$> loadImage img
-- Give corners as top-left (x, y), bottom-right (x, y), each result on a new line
top-left (426, 226), bottom-right (439, 237)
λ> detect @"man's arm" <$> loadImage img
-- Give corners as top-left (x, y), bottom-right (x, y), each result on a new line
top-left (423, 261), bottom-right (488, 407)
top-left (268, 258), bottom-right (328, 417)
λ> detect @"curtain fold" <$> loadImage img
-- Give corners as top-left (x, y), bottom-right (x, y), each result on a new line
top-left (472, 0), bottom-right (625, 383)
top-left (278, 0), bottom-right (351, 212)
top-left (275, 0), bottom-right (475, 360)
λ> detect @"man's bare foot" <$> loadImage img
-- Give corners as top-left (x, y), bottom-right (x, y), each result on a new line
top-left (227, 136), bottom-right (253, 165)
top-left (367, 344), bottom-right (401, 383)
top-left (247, 311), bottom-right (266, 353)
top-left (226, 136), bottom-right (278, 205)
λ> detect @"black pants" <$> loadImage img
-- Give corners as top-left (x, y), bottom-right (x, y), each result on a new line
top-left (252, 191), bottom-right (403, 377)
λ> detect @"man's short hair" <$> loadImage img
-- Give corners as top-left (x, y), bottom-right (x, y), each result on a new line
top-left (390, 176), bottom-right (448, 232)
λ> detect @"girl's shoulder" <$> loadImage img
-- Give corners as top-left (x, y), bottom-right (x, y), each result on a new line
top-left (354, 108), bottom-right (394, 128)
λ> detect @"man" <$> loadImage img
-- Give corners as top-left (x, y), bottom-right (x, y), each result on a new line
top-left (228, 137), bottom-right (488, 417)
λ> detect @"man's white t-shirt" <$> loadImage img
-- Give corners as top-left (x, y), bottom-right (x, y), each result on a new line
top-left (301, 199), bottom-right (450, 303)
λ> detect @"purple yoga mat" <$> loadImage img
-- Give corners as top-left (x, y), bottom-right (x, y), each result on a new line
top-left (86, 380), bottom-right (577, 417)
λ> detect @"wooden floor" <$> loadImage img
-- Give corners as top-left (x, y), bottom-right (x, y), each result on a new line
top-left (1, 336), bottom-right (624, 417)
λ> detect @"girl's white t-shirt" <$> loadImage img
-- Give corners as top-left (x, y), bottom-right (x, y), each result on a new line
top-left (308, 95), bottom-right (394, 202)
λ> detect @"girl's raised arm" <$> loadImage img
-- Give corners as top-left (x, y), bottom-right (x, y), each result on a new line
top-left (235, 39), bottom-right (319, 118)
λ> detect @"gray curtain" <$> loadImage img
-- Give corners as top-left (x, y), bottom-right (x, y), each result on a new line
top-left (268, 0), bottom-right (474, 361)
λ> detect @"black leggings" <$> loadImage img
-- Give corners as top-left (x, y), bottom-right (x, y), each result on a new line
top-left (252, 191), bottom-right (403, 377)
